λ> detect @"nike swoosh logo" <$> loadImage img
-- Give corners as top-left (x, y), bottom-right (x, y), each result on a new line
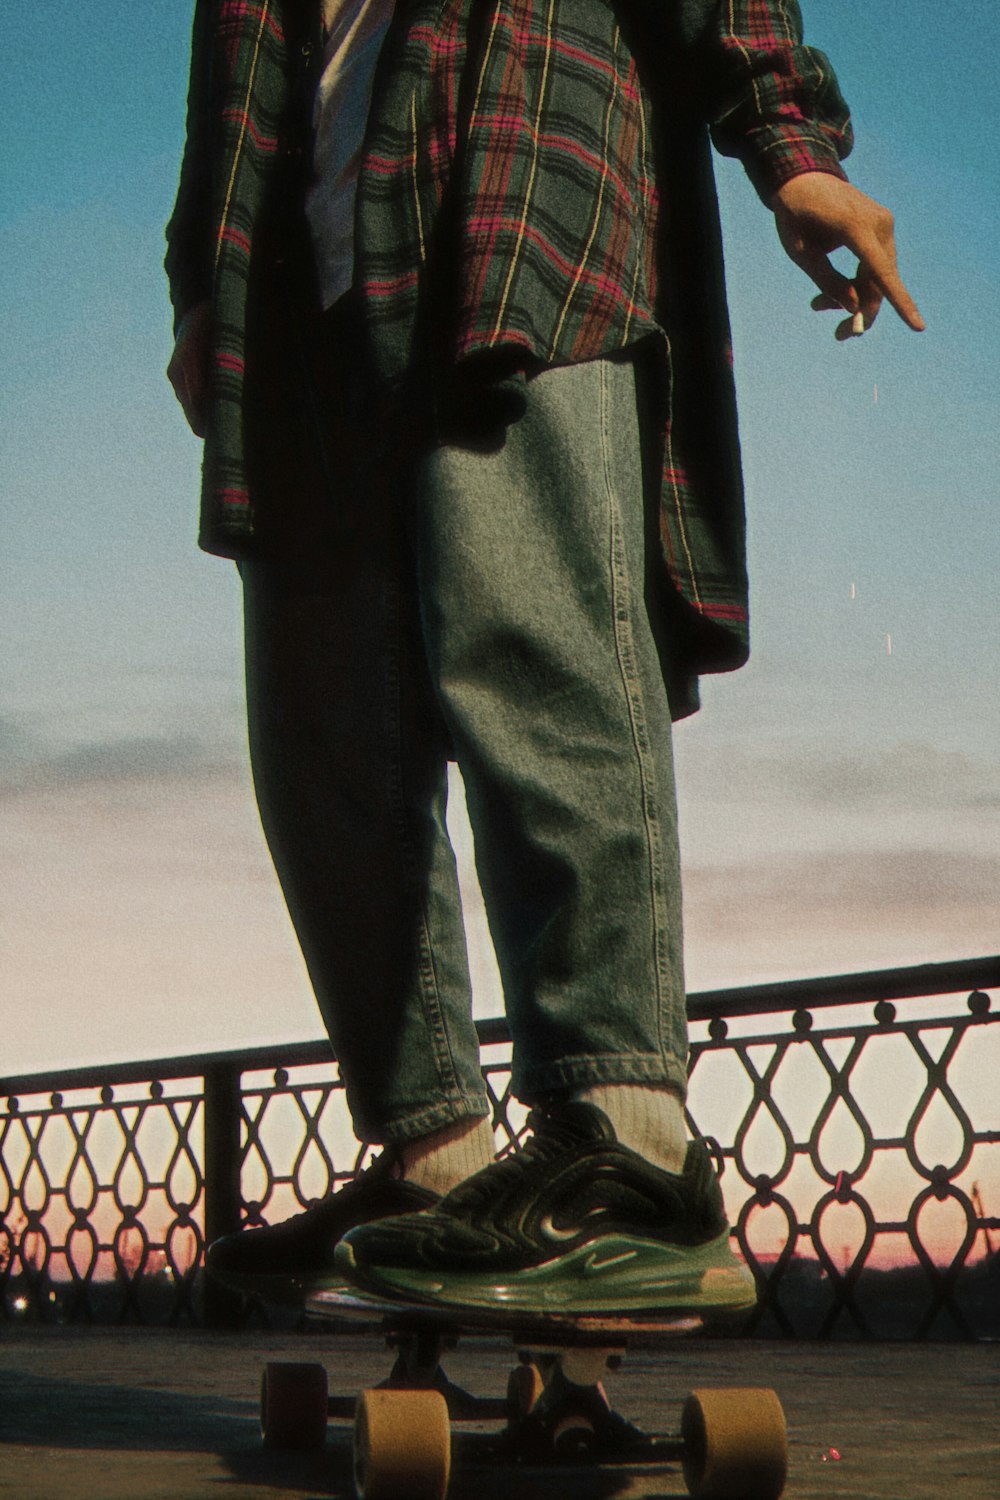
top-left (583, 1248), bottom-right (639, 1275)
top-left (539, 1208), bottom-right (606, 1244)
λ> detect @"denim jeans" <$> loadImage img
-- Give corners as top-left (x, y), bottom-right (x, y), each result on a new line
top-left (241, 337), bottom-right (687, 1144)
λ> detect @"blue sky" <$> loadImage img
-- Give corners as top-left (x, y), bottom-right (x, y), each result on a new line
top-left (2, 2), bottom-right (997, 1077)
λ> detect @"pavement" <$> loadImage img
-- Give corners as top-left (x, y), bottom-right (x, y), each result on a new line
top-left (0, 1326), bottom-right (996, 1500)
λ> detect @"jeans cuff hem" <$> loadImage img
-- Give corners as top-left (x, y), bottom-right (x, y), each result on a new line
top-left (361, 1095), bottom-right (492, 1146)
top-left (514, 1054), bottom-right (688, 1104)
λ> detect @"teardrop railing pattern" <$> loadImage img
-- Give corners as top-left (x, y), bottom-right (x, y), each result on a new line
top-left (2, 957), bottom-right (997, 1337)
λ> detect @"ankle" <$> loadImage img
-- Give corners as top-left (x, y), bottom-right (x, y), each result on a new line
top-left (572, 1083), bottom-right (687, 1175)
top-left (397, 1114), bottom-right (496, 1196)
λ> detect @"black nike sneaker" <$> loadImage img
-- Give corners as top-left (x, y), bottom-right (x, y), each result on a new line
top-left (335, 1102), bottom-right (756, 1318)
top-left (205, 1149), bottom-right (440, 1302)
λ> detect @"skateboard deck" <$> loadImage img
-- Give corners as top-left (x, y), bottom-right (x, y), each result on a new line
top-left (256, 1286), bottom-right (788, 1500)
top-left (311, 1285), bottom-right (706, 1340)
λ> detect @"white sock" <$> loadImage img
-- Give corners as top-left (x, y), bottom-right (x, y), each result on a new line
top-left (398, 1115), bottom-right (496, 1196)
top-left (573, 1083), bottom-right (687, 1176)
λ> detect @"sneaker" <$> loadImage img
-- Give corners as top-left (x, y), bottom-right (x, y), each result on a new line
top-left (205, 1149), bottom-right (440, 1302)
top-left (335, 1102), bottom-right (756, 1319)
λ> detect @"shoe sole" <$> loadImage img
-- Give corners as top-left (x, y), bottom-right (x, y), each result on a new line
top-left (336, 1230), bottom-right (757, 1319)
top-left (207, 1265), bottom-right (351, 1305)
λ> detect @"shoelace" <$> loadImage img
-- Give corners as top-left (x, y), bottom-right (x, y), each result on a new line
top-left (441, 1108), bottom-right (598, 1213)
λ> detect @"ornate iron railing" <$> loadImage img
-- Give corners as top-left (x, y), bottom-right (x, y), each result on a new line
top-left (2, 957), bottom-right (997, 1338)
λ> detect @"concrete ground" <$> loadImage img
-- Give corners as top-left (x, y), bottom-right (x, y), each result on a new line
top-left (0, 1327), bottom-right (996, 1500)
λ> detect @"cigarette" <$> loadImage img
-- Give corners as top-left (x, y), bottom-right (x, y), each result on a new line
top-left (851, 311), bottom-right (865, 336)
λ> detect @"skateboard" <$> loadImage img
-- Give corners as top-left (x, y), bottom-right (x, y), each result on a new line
top-left (257, 1288), bottom-right (788, 1500)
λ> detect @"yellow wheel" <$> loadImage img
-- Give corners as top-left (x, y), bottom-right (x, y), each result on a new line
top-left (506, 1363), bottom-right (545, 1423)
top-left (681, 1387), bottom-right (787, 1500)
top-left (353, 1388), bottom-right (451, 1500)
top-left (260, 1361), bottom-right (328, 1449)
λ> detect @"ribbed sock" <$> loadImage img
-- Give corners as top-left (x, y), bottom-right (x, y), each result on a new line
top-left (573, 1083), bottom-right (687, 1176)
top-left (398, 1114), bottom-right (496, 1196)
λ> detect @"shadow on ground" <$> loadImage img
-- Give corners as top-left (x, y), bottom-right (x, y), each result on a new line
top-left (0, 1365), bottom-right (689, 1498)
top-left (225, 1431), bottom-right (690, 1500)
top-left (0, 1366), bottom-right (254, 1451)
top-left (4, 1329), bottom-right (998, 1499)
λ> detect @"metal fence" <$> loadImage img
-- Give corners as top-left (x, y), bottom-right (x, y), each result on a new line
top-left (2, 957), bottom-right (997, 1339)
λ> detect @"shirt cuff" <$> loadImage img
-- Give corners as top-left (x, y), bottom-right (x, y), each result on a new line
top-left (739, 126), bottom-right (850, 205)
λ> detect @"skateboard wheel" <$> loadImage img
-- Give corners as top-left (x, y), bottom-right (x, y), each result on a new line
top-left (260, 1361), bottom-right (328, 1449)
top-left (354, 1387), bottom-right (451, 1500)
top-left (506, 1363), bottom-right (545, 1423)
top-left (681, 1388), bottom-right (787, 1500)
top-left (552, 1414), bottom-right (597, 1461)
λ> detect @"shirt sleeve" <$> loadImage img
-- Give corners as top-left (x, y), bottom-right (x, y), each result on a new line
top-left (687, 0), bottom-right (854, 202)
top-left (164, 0), bottom-right (217, 333)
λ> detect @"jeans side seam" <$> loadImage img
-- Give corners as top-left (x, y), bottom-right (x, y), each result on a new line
top-left (599, 361), bottom-right (670, 1059)
top-left (383, 574), bottom-right (467, 1102)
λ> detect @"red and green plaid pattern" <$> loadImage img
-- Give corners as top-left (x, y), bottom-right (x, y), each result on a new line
top-left (354, 0), bottom-right (850, 676)
top-left (166, 0), bottom-right (852, 698)
top-left (355, 0), bottom-right (662, 377)
top-left (699, 0), bottom-right (854, 200)
top-left (208, 1), bottom-right (300, 548)
top-left (167, 1), bottom-right (305, 552)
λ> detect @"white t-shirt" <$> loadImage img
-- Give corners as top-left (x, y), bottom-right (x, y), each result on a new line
top-left (305, 0), bottom-right (397, 309)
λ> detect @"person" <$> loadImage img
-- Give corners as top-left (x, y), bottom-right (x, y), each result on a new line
top-left (166, 0), bottom-right (922, 1316)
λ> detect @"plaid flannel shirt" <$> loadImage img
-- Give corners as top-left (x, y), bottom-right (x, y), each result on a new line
top-left (166, 0), bottom-right (852, 710)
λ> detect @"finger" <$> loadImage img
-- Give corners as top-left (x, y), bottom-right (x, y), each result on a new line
top-left (814, 272), bottom-right (880, 338)
top-left (854, 264), bottom-right (886, 331)
top-left (186, 395), bottom-right (208, 439)
top-left (184, 358), bottom-right (207, 429)
top-left (790, 246), bottom-right (860, 313)
top-left (166, 352), bottom-right (187, 408)
top-left (811, 292), bottom-right (846, 313)
top-left (775, 212), bottom-right (858, 310)
top-left (834, 313), bottom-right (864, 342)
top-left (182, 370), bottom-right (208, 437)
top-left (846, 221), bottom-right (925, 331)
top-left (166, 352), bottom-right (207, 437)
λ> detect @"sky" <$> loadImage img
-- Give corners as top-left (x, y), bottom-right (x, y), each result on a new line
top-left (2, 1), bottom-right (997, 1081)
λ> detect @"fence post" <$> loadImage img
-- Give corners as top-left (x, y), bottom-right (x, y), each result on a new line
top-left (202, 1062), bottom-right (244, 1329)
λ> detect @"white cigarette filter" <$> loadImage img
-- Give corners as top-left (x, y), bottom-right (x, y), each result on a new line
top-left (851, 311), bottom-right (865, 336)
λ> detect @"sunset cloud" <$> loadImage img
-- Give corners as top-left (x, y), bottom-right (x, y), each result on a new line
top-left (682, 847), bottom-right (998, 988)
top-left (677, 737), bottom-right (999, 815)
top-left (0, 709), bottom-right (245, 798)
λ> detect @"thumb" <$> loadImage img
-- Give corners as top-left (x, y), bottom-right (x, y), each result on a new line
top-left (775, 212), bottom-right (858, 312)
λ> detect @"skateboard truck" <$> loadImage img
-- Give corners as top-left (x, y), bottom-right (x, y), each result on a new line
top-left (508, 1347), bottom-right (656, 1464)
top-left (257, 1292), bottom-right (788, 1500)
top-left (380, 1322), bottom-right (507, 1423)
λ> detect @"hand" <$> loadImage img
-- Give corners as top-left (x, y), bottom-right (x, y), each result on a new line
top-left (166, 300), bottom-right (212, 435)
top-left (771, 172), bottom-right (925, 339)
